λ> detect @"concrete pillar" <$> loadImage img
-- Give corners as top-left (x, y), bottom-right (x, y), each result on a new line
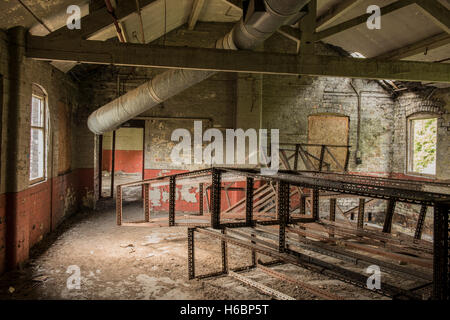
top-left (5, 26), bottom-right (31, 270)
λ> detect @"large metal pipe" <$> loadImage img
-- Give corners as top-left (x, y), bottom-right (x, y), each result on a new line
top-left (87, 0), bottom-right (310, 134)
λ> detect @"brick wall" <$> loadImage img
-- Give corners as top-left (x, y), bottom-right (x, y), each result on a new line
top-left (0, 28), bottom-right (94, 272)
top-left (79, 23), bottom-right (449, 236)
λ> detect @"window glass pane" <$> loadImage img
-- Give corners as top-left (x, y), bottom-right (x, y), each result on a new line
top-left (31, 96), bottom-right (43, 127)
top-left (412, 118), bottom-right (437, 175)
top-left (30, 128), bottom-right (44, 180)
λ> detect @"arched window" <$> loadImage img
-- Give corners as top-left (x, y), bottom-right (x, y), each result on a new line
top-left (407, 113), bottom-right (438, 176)
top-left (30, 84), bottom-right (48, 184)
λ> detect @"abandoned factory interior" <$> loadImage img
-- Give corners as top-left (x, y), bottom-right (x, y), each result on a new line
top-left (0, 0), bottom-right (449, 306)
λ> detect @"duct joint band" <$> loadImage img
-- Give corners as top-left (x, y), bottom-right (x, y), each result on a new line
top-left (147, 80), bottom-right (163, 103)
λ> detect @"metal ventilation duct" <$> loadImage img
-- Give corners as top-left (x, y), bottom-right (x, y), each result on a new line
top-left (87, 0), bottom-right (310, 134)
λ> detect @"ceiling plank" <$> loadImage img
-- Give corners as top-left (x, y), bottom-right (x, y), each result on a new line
top-left (315, 0), bottom-right (416, 41)
top-left (26, 35), bottom-right (450, 83)
top-left (188, 0), bottom-right (206, 30)
top-left (298, 54), bottom-right (450, 83)
top-left (316, 0), bottom-right (363, 30)
top-left (376, 33), bottom-right (450, 60)
top-left (416, 0), bottom-right (450, 34)
top-left (46, 0), bottom-right (158, 40)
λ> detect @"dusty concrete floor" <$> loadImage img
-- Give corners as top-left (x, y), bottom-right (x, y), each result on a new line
top-left (0, 199), bottom-right (400, 300)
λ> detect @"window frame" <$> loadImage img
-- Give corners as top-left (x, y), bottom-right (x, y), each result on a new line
top-left (29, 93), bottom-right (47, 185)
top-left (406, 113), bottom-right (438, 178)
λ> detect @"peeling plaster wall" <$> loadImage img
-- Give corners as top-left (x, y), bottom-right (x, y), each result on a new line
top-left (0, 28), bottom-right (91, 272)
top-left (389, 89), bottom-right (450, 237)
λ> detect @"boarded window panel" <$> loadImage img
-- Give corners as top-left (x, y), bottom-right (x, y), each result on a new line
top-left (58, 101), bottom-right (71, 174)
top-left (307, 114), bottom-right (349, 171)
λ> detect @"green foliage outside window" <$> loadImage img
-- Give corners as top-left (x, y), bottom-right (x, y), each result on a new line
top-left (412, 118), bottom-right (437, 174)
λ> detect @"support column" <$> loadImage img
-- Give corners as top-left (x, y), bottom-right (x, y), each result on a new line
top-left (5, 26), bottom-right (30, 270)
top-left (329, 198), bottom-right (337, 238)
top-left (414, 204), bottom-right (427, 240)
top-left (383, 199), bottom-right (396, 233)
top-left (312, 188), bottom-right (320, 221)
top-left (246, 177), bottom-right (254, 226)
top-left (169, 176), bottom-right (176, 226)
top-left (251, 233), bottom-right (257, 267)
top-left (299, 0), bottom-right (316, 57)
top-left (110, 130), bottom-right (116, 198)
top-left (144, 184), bottom-right (150, 222)
top-left (116, 185), bottom-right (122, 226)
top-left (357, 198), bottom-right (365, 229)
top-left (188, 228), bottom-right (195, 280)
top-left (432, 203), bottom-right (449, 300)
top-left (211, 169), bottom-right (222, 229)
top-left (221, 229), bottom-right (228, 274)
top-left (318, 145), bottom-right (325, 171)
top-left (300, 194), bottom-right (306, 215)
top-left (199, 183), bottom-right (204, 215)
top-left (294, 145), bottom-right (300, 171)
top-left (329, 198), bottom-right (336, 221)
top-left (278, 181), bottom-right (290, 253)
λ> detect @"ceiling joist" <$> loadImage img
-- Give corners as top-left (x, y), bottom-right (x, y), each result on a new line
top-left (46, 0), bottom-right (157, 40)
top-left (416, 0), bottom-right (450, 34)
top-left (188, 0), bottom-right (206, 30)
top-left (316, 0), bottom-right (363, 30)
top-left (376, 32), bottom-right (450, 60)
top-left (26, 35), bottom-right (450, 83)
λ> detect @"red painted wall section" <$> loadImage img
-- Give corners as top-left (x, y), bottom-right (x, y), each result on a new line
top-left (142, 169), bottom-right (265, 213)
top-left (102, 150), bottom-right (143, 173)
top-left (0, 168), bottom-right (95, 272)
top-left (102, 127), bottom-right (144, 174)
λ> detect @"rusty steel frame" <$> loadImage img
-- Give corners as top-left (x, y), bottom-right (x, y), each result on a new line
top-left (383, 199), bottom-right (396, 233)
top-left (357, 198), bottom-right (365, 229)
top-left (199, 183), bottom-right (204, 215)
top-left (211, 169), bottom-right (222, 229)
top-left (116, 185), bottom-right (122, 226)
top-left (116, 167), bottom-right (449, 299)
top-left (169, 176), bottom-right (176, 226)
top-left (144, 184), bottom-right (150, 222)
top-left (257, 264), bottom-right (344, 300)
top-left (415, 204), bottom-right (427, 240)
top-left (193, 227), bottom-right (422, 299)
top-left (312, 188), bottom-right (319, 221)
top-left (249, 226), bottom-right (432, 281)
top-left (228, 270), bottom-right (296, 300)
top-left (433, 202), bottom-right (449, 300)
top-left (246, 177), bottom-right (254, 227)
top-left (329, 198), bottom-right (336, 222)
top-left (278, 181), bottom-right (290, 253)
top-left (187, 227), bottom-right (257, 280)
top-left (279, 143), bottom-right (350, 172)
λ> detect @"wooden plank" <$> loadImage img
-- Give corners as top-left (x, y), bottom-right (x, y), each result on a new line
top-left (26, 36), bottom-right (450, 83)
top-left (188, 0), bottom-right (206, 31)
top-left (416, 0), bottom-right (450, 34)
top-left (316, 0), bottom-right (363, 30)
top-left (47, 0), bottom-right (158, 40)
top-left (376, 33), bottom-right (450, 60)
top-left (315, 0), bottom-right (416, 40)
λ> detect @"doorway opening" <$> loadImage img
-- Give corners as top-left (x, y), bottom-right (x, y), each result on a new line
top-left (100, 120), bottom-right (145, 201)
